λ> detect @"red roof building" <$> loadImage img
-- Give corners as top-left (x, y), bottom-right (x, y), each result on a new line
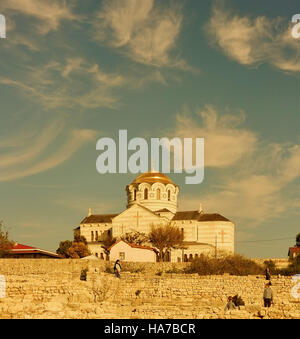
top-left (6, 243), bottom-right (61, 259)
top-left (288, 247), bottom-right (300, 259)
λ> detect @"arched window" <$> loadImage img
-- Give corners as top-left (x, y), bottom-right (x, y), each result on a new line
top-left (168, 190), bottom-right (171, 201)
top-left (95, 231), bottom-right (98, 241)
top-left (133, 189), bottom-right (137, 201)
top-left (156, 188), bottom-right (161, 200)
top-left (91, 231), bottom-right (94, 242)
top-left (144, 188), bottom-right (148, 200)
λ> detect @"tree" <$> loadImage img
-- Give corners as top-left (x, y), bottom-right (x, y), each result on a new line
top-left (296, 233), bottom-right (300, 245)
top-left (0, 221), bottom-right (13, 258)
top-left (74, 234), bottom-right (88, 245)
top-left (148, 223), bottom-right (184, 262)
top-left (121, 231), bottom-right (148, 245)
top-left (56, 235), bottom-right (88, 258)
top-left (56, 240), bottom-right (73, 258)
top-left (67, 242), bottom-right (90, 259)
top-left (101, 233), bottom-right (116, 257)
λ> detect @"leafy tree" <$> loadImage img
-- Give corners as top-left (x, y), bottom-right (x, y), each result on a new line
top-left (56, 240), bottom-right (73, 258)
top-left (67, 242), bottom-right (90, 259)
top-left (0, 221), bottom-right (13, 258)
top-left (121, 231), bottom-right (148, 245)
top-left (74, 234), bottom-right (88, 245)
top-left (56, 235), bottom-right (88, 258)
top-left (148, 223), bottom-right (184, 262)
top-left (296, 233), bottom-right (300, 245)
top-left (101, 233), bottom-right (116, 257)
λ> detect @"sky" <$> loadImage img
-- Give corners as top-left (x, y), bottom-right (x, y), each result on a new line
top-left (0, 0), bottom-right (299, 258)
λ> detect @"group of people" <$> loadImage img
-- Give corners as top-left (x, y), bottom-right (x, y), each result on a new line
top-left (225, 268), bottom-right (274, 312)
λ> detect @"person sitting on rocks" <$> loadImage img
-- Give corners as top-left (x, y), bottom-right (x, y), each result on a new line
top-left (224, 296), bottom-right (236, 312)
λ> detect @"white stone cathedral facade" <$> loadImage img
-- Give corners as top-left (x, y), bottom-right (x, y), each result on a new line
top-left (77, 170), bottom-right (235, 262)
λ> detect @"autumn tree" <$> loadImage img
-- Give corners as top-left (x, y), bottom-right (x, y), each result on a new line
top-left (56, 235), bottom-right (89, 258)
top-left (0, 221), bottom-right (13, 258)
top-left (101, 233), bottom-right (116, 257)
top-left (121, 231), bottom-right (148, 245)
top-left (67, 242), bottom-right (91, 259)
top-left (296, 233), bottom-right (300, 245)
top-left (74, 234), bottom-right (88, 245)
top-left (56, 240), bottom-right (73, 258)
top-left (148, 223), bottom-right (184, 262)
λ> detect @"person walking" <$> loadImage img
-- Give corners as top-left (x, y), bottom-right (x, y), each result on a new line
top-left (263, 283), bottom-right (273, 308)
top-left (114, 259), bottom-right (122, 279)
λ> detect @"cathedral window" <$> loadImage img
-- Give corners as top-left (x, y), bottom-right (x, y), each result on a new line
top-left (144, 188), bottom-right (148, 200)
top-left (96, 231), bottom-right (98, 241)
top-left (156, 188), bottom-right (161, 200)
top-left (168, 190), bottom-right (171, 201)
top-left (91, 231), bottom-right (94, 242)
top-left (133, 189), bottom-right (137, 201)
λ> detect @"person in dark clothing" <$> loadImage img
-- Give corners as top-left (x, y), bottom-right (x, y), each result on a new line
top-left (263, 283), bottom-right (273, 307)
top-left (265, 268), bottom-right (271, 281)
top-left (114, 259), bottom-right (121, 278)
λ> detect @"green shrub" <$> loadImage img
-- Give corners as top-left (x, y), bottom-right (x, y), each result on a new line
top-left (264, 260), bottom-right (277, 274)
top-left (278, 255), bottom-right (300, 276)
top-left (186, 254), bottom-right (264, 276)
top-left (105, 264), bottom-right (113, 274)
top-left (165, 264), bottom-right (184, 274)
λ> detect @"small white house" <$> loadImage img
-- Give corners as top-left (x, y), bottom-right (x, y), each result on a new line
top-left (108, 240), bottom-right (158, 263)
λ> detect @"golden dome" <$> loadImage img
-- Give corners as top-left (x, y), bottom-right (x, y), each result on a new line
top-left (131, 170), bottom-right (175, 185)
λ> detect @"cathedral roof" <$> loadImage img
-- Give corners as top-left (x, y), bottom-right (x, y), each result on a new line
top-left (131, 170), bottom-right (176, 186)
top-left (173, 211), bottom-right (231, 222)
top-left (81, 214), bottom-right (118, 224)
top-left (156, 208), bottom-right (173, 213)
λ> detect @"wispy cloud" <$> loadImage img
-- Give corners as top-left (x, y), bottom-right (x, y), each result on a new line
top-left (169, 106), bottom-right (300, 227)
top-left (0, 0), bottom-right (79, 35)
top-left (93, 0), bottom-right (193, 70)
top-left (0, 58), bottom-right (126, 109)
top-left (169, 105), bottom-right (257, 168)
top-left (0, 122), bottom-right (97, 182)
top-left (206, 1), bottom-right (300, 72)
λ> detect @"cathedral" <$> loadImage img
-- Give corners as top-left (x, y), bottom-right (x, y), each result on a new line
top-left (78, 169), bottom-right (235, 262)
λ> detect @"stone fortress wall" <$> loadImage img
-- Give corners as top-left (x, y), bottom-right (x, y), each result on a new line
top-left (0, 259), bottom-right (299, 319)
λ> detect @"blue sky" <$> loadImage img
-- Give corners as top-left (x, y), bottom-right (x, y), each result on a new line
top-left (0, 0), bottom-right (299, 258)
